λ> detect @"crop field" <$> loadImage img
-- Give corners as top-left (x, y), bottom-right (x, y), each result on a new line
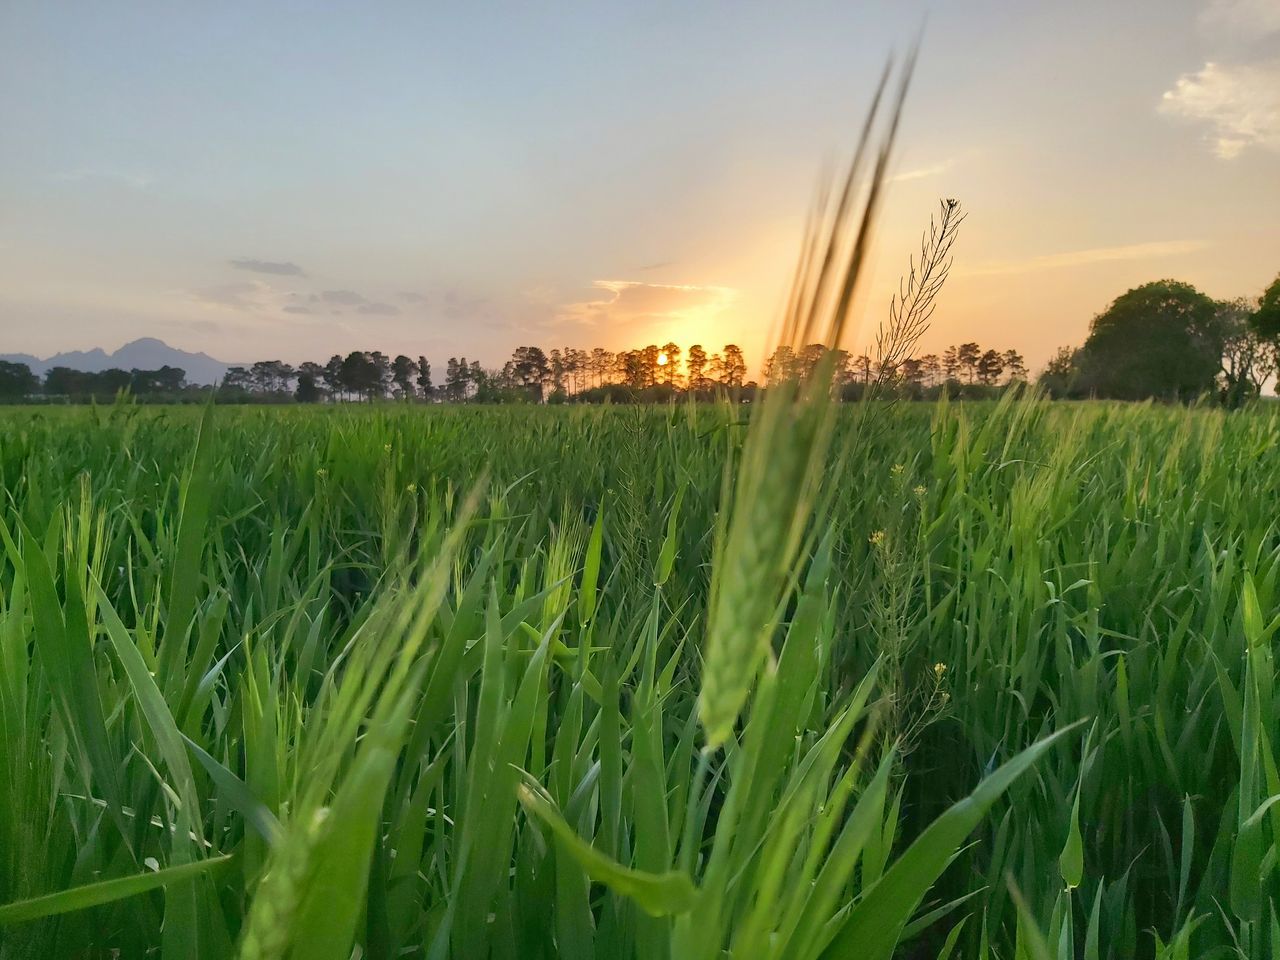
top-left (0, 395), bottom-right (1278, 959)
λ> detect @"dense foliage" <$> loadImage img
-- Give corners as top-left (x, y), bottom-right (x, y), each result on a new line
top-left (0, 397), bottom-right (1278, 958)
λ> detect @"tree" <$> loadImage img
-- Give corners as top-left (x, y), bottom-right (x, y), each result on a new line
top-left (250, 360), bottom-right (294, 394)
top-left (323, 355), bottom-right (345, 400)
top-left (416, 356), bottom-right (433, 400)
top-left (369, 352), bottom-right (392, 399)
top-left (295, 371), bottom-right (322, 402)
top-left (639, 345), bottom-right (661, 387)
top-left (1251, 273), bottom-right (1280, 343)
top-left (222, 366), bottom-right (254, 395)
top-left (1218, 297), bottom-right (1277, 407)
top-left (131, 366), bottom-right (186, 395)
top-left (1038, 347), bottom-right (1080, 398)
top-left (341, 352), bottom-right (379, 401)
top-left (919, 354), bottom-right (941, 387)
top-left (852, 354), bottom-right (873, 385)
top-left (444, 358), bottom-right (467, 401)
top-left (507, 346), bottom-right (550, 400)
top-left (686, 344), bottom-right (708, 390)
top-left (763, 345), bottom-right (796, 386)
top-left (796, 344), bottom-right (827, 381)
top-left (941, 346), bottom-right (960, 382)
top-left (391, 355), bottom-right (418, 400)
top-left (976, 349), bottom-right (1004, 385)
top-left (1002, 350), bottom-right (1028, 383)
top-left (0, 360), bottom-right (38, 399)
top-left (720, 344), bottom-right (746, 388)
top-left (659, 342), bottom-right (681, 386)
top-left (957, 343), bottom-right (981, 383)
top-left (1076, 280), bottom-right (1220, 400)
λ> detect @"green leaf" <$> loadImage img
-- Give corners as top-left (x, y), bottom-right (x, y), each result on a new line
top-left (0, 856), bottom-right (232, 927)
top-left (518, 782), bottom-right (697, 917)
top-left (1059, 785), bottom-right (1084, 890)
top-left (821, 722), bottom-right (1084, 960)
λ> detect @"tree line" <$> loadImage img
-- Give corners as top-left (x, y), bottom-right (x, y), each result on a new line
top-left (1039, 273), bottom-right (1280, 405)
top-left (218, 344), bottom-right (754, 404)
top-left (0, 364), bottom-right (192, 402)
top-left (0, 338), bottom-right (1031, 405)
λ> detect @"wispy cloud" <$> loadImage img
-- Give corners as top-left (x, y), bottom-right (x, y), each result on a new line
top-left (555, 280), bottom-right (736, 330)
top-left (1199, 0), bottom-right (1280, 37)
top-left (1160, 59), bottom-right (1280, 158)
top-left (963, 240), bottom-right (1209, 277)
top-left (230, 258), bottom-right (307, 277)
top-left (50, 168), bottom-right (152, 189)
top-left (310, 289), bottom-right (400, 315)
top-left (190, 280), bottom-right (271, 311)
top-left (316, 289), bottom-right (369, 307)
top-left (357, 301), bottom-right (401, 316)
top-left (892, 160), bottom-right (956, 184)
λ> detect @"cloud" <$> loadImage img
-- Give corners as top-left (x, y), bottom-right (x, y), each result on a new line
top-left (318, 289), bottom-right (370, 307)
top-left (1160, 59), bottom-right (1280, 158)
top-left (50, 168), bottom-right (152, 189)
top-left (398, 291), bottom-right (427, 302)
top-left (1199, 0), bottom-right (1280, 37)
top-left (357, 302), bottom-right (401, 315)
top-left (283, 304), bottom-right (314, 315)
top-left (964, 240), bottom-right (1209, 277)
top-left (190, 281), bottom-right (268, 310)
top-left (229, 258), bottom-right (307, 277)
top-left (555, 280), bottom-right (736, 330)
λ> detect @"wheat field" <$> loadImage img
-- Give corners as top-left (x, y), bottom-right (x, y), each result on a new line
top-left (0, 395), bottom-right (1276, 959)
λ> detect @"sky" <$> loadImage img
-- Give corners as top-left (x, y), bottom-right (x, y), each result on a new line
top-left (1, 0), bottom-right (1278, 374)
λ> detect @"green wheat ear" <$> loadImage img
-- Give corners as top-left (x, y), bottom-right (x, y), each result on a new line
top-left (698, 54), bottom-right (914, 748)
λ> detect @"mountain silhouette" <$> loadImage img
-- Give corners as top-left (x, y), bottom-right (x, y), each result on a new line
top-left (1, 338), bottom-right (232, 385)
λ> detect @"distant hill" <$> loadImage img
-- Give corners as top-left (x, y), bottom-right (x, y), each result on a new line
top-left (1, 338), bottom-right (232, 385)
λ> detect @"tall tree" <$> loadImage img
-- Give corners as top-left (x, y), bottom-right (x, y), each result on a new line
top-left (416, 356), bottom-right (433, 400)
top-left (508, 346), bottom-right (550, 399)
top-left (686, 344), bottom-right (708, 389)
top-left (0, 360), bottom-right (38, 399)
top-left (1076, 280), bottom-right (1220, 400)
top-left (323, 355), bottom-right (345, 400)
top-left (1002, 349), bottom-right (1028, 383)
top-left (1218, 297), bottom-right (1276, 407)
top-left (976, 349), bottom-right (1005, 385)
top-left (391, 355), bottom-right (418, 399)
top-left (720, 344), bottom-right (746, 388)
top-left (659, 342), bottom-right (681, 385)
top-left (763, 345), bottom-right (796, 385)
top-left (957, 342), bottom-right (981, 383)
top-left (1038, 347), bottom-right (1080, 398)
top-left (1251, 272), bottom-right (1280, 344)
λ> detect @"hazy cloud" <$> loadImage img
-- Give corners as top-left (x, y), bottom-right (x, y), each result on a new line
top-left (283, 304), bottom-right (314, 315)
top-left (190, 281), bottom-right (267, 310)
top-left (229, 258), bottom-right (307, 277)
top-left (556, 280), bottom-right (736, 329)
top-left (357, 302), bottom-right (401, 315)
top-left (318, 289), bottom-right (370, 307)
top-left (50, 168), bottom-right (152, 189)
top-left (1199, 0), bottom-right (1280, 37)
top-left (963, 240), bottom-right (1209, 277)
top-left (398, 291), bottom-right (427, 302)
top-left (1160, 59), bottom-right (1280, 158)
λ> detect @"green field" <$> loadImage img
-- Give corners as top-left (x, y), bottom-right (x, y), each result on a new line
top-left (1, 396), bottom-right (1277, 959)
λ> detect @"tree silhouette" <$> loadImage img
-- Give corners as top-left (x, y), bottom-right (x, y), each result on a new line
top-left (1075, 280), bottom-right (1220, 400)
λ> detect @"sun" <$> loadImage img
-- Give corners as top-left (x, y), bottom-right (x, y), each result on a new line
top-left (657, 351), bottom-right (669, 366)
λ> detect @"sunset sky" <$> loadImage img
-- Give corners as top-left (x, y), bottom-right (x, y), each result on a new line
top-left (2, 0), bottom-right (1277, 373)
